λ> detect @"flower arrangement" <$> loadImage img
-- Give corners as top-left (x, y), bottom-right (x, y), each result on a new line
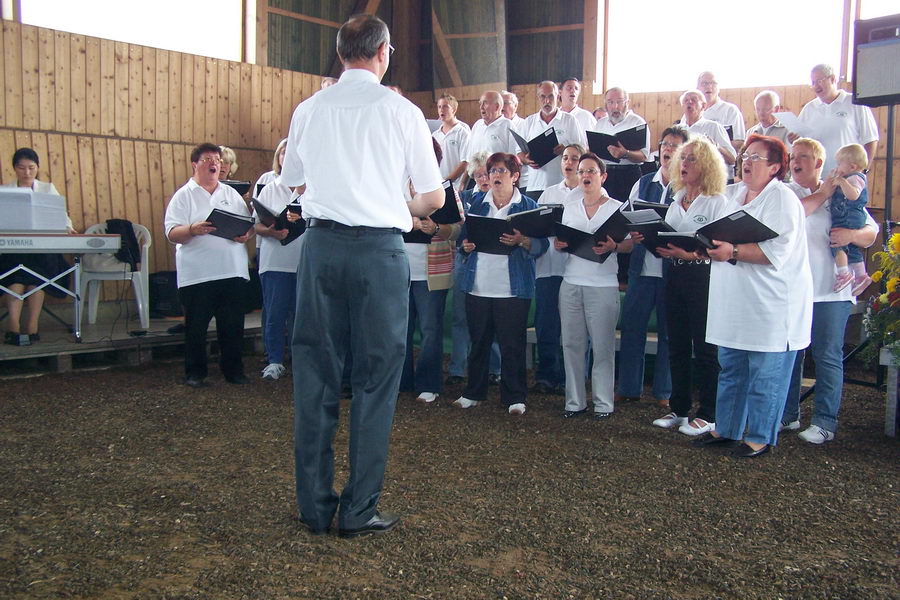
top-left (863, 232), bottom-right (900, 364)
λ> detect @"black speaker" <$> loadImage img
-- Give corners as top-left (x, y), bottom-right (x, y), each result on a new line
top-left (853, 13), bottom-right (900, 107)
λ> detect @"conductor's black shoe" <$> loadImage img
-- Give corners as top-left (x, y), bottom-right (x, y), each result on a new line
top-left (225, 375), bottom-right (250, 385)
top-left (338, 512), bottom-right (400, 539)
top-left (305, 525), bottom-right (331, 536)
top-left (183, 376), bottom-right (208, 388)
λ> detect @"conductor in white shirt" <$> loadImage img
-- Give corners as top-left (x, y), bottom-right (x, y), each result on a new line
top-left (280, 14), bottom-right (444, 538)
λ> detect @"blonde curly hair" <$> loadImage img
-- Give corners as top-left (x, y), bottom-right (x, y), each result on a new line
top-left (668, 136), bottom-right (726, 196)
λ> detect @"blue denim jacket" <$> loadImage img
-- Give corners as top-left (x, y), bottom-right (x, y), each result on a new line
top-left (457, 192), bottom-right (548, 299)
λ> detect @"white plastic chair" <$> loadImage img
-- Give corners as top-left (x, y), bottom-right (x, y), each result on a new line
top-left (80, 222), bottom-right (152, 329)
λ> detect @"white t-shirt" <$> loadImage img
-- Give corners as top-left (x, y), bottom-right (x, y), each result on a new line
top-left (433, 120), bottom-right (470, 189)
top-left (561, 194), bottom-right (623, 288)
top-left (798, 89), bottom-right (880, 174)
top-left (280, 68), bottom-right (443, 230)
top-left (464, 116), bottom-right (519, 163)
top-left (563, 105), bottom-right (597, 132)
top-left (593, 111), bottom-right (651, 166)
top-left (520, 110), bottom-right (589, 192)
top-left (703, 99), bottom-right (746, 141)
top-left (787, 181), bottom-right (879, 303)
top-left (705, 178), bottom-right (812, 352)
top-left (254, 176), bottom-right (302, 275)
top-left (164, 178), bottom-right (251, 288)
top-left (471, 189), bottom-right (521, 298)
top-left (535, 180), bottom-right (577, 278)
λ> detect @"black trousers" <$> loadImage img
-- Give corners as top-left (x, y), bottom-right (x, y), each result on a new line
top-left (179, 277), bottom-right (247, 380)
top-left (665, 262), bottom-right (719, 421)
top-left (463, 294), bottom-right (530, 406)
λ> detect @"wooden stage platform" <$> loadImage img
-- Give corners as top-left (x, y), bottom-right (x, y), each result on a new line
top-left (0, 302), bottom-right (263, 378)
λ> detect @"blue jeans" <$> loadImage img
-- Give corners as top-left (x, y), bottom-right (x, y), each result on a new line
top-left (715, 347), bottom-right (797, 446)
top-left (260, 271), bottom-right (296, 365)
top-left (617, 275), bottom-right (671, 399)
top-left (292, 227), bottom-right (408, 531)
top-left (401, 281), bottom-right (448, 394)
top-left (783, 301), bottom-right (852, 432)
top-left (534, 276), bottom-right (565, 386)
top-left (448, 254), bottom-right (500, 377)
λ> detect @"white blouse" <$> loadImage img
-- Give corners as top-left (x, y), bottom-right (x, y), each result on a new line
top-left (561, 192), bottom-right (623, 288)
top-left (705, 178), bottom-right (812, 352)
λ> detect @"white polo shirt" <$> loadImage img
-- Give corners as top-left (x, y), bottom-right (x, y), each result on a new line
top-left (563, 105), bottom-right (597, 131)
top-left (280, 69), bottom-right (443, 230)
top-left (164, 178), bottom-right (251, 288)
top-left (561, 193), bottom-right (623, 288)
top-left (471, 189), bottom-right (521, 298)
top-left (593, 111), bottom-right (651, 166)
top-left (798, 90), bottom-right (879, 174)
top-left (665, 190), bottom-right (726, 233)
top-left (705, 178), bottom-right (812, 352)
top-left (535, 180), bottom-right (577, 278)
top-left (254, 176), bottom-right (302, 275)
top-left (433, 120), bottom-right (470, 189)
top-left (787, 181), bottom-right (879, 303)
top-left (464, 116), bottom-right (519, 163)
top-left (703, 99), bottom-right (746, 141)
top-left (520, 110), bottom-right (588, 192)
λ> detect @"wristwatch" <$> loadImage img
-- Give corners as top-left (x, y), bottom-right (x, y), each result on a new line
top-left (728, 244), bottom-right (739, 265)
top-left (434, 223), bottom-right (441, 235)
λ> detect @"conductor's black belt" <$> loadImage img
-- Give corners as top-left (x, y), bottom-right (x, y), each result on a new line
top-left (307, 218), bottom-right (402, 234)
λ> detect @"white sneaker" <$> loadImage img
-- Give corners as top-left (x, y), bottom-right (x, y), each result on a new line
top-left (508, 403), bottom-right (526, 415)
top-left (780, 420), bottom-right (801, 432)
top-left (416, 392), bottom-right (438, 403)
top-left (678, 418), bottom-right (714, 436)
top-left (798, 425), bottom-right (835, 444)
top-left (453, 396), bottom-right (480, 409)
top-left (261, 363), bottom-right (286, 380)
top-left (652, 412), bottom-right (688, 429)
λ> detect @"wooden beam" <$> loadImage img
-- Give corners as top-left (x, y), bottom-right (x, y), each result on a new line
top-left (602, 0), bottom-right (609, 92)
top-left (494, 0), bottom-right (507, 90)
top-left (255, 0), bottom-right (267, 67)
top-left (583, 0), bottom-right (599, 85)
top-left (839, 0), bottom-right (852, 82)
top-left (266, 6), bottom-right (342, 29)
top-left (443, 32), bottom-right (498, 39)
top-left (431, 9), bottom-right (463, 88)
top-left (508, 23), bottom-right (584, 36)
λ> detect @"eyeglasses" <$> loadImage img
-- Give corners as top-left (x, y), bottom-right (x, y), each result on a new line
top-left (197, 157), bottom-right (222, 164)
top-left (388, 44), bottom-right (395, 56)
top-left (740, 152), bottom-right (771, 163)
top-left (488, 168), bottom-right (509, 175)
top-left (605, 99), bottom-right (627, 106)
top-left (660, 141), bottom-right (681, 149)
top-left (811, 76), bottom-right (831, 87)
top-left (577, 168), bottom-right (601, 175)
top-left (473, 172), bottom-right (490, 180)
top-left (681, 155), bottom-right (698, 164)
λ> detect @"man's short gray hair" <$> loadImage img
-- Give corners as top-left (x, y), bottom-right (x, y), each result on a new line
top-left (811, 63), bottom-right (835, 78)
top-left (754, 90), bottom-right (780, 106)
top-left (337, 14), bottom-right (389, 63)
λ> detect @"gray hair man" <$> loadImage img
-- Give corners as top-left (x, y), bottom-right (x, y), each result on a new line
top-left (281, 13), bottom-right (444, 539)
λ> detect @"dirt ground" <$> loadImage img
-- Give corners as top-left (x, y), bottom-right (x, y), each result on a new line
top-left (1, 359), bottom-right (897, 599)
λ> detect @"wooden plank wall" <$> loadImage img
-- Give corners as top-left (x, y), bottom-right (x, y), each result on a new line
top-left (0, 21), bottom-right (326, 301)
top-left (431, 83), bottom-right (899, 211)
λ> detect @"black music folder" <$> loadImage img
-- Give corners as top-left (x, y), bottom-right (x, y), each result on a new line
top-left (586, 124), bottom-right (648, 162)
top-left (656, 210), bottom-right (777, 252)
top-left (507, 204), bottom-right (563, 238)
top-left (511, 127), bottom-right (559, 167)
top-left (429, 180), bottom-right (465, 225)
top-left (255, 182), bottom-right (266, 198)
top-left (403, 228), bottom-right (433, 244)
top-left (252, 199), bottom-right (304, 245)
top-left (222, 180), bottom-right (252, 196)
top-left (623, 210), bottom-right (676, 257)
top-left (206, 208), bottom-right (254, 240)
top-left (554, 223), bottom-right (605, 263)
top-left (465, 214), bottom-right (515, 255)
top-left (628, 199), bottom-right (669, 218)
top-left (592, 208), bottom-right (631, 245)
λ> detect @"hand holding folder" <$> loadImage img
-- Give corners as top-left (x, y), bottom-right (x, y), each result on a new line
top-left (511, 127), bottom-right (559, 168)
top-left (205, 208), bottom-right (254, 241)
